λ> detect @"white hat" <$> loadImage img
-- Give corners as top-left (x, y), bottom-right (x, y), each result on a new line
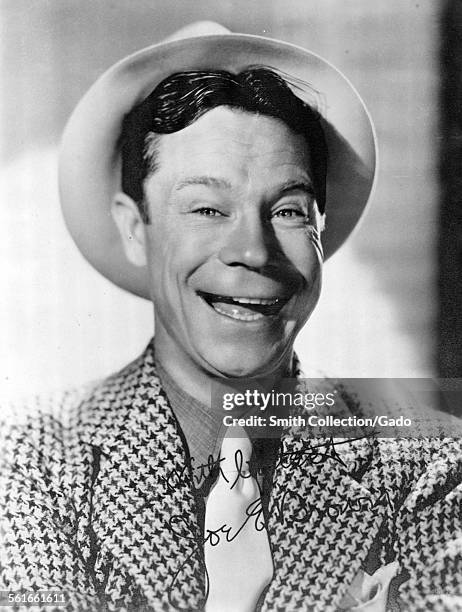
top-left (59, 21), bottom-right (377, 299)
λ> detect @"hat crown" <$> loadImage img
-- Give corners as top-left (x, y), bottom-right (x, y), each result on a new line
top-left (164, 21), bottom-right (230, 43)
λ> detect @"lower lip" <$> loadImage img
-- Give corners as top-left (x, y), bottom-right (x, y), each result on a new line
top-left (198, 294), bottom-right (288, 323)
top-left (212, 303), bottom-right (266, 321)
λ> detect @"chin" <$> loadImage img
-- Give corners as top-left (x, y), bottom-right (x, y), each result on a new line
top-left (203, 343), bottom-right (292, 379)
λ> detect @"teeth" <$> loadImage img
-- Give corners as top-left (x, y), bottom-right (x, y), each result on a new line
top-left (213, 304), bottom-right (265, 321)
top-left (233, 297), bottom-right (279, 305)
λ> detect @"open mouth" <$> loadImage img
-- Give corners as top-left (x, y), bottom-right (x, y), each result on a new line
top-left (197, 290), bottom-right (290, 321)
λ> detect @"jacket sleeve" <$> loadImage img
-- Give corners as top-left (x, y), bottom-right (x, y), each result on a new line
top-left (0, 393), bottom-right (99, 611)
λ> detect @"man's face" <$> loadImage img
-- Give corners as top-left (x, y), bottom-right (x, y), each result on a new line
top-left (143, 106), bottom-right (323, 378)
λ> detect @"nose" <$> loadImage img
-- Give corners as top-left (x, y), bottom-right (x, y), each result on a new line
top-left (218, 211), bottom-right (271, 270)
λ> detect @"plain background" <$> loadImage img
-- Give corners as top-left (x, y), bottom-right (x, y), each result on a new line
top-left (0, 1), bottom-right (439, 397)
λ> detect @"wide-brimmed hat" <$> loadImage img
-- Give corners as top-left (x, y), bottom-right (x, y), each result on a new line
top-left (59, 21), bottom-right (377, 299)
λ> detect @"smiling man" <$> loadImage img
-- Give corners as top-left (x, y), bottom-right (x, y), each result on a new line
top-left (114, 70), bottom-right (324, 397)
top-left (1, 21), bottom-right (461, 612)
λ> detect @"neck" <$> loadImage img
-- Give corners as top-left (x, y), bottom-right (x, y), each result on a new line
top-left (153, 330), bottom-right (294, 409)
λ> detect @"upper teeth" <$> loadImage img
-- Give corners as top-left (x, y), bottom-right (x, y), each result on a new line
top-left (232, 297), bottom-right (280, 305)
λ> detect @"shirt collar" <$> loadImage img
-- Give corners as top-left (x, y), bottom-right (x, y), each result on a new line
top-left (155, 360), bottom-right (225, 475)
top-left (155, 357), bottom-right (301, 490)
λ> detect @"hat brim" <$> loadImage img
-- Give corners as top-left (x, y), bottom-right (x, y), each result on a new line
top-left (59, 33), bottom-right (377, 299)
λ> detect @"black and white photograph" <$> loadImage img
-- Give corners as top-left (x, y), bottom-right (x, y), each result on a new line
top-left (1, 2), bottom-right (461, 611)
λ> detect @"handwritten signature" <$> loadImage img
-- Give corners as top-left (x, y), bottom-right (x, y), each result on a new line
top-left (162, 436), bottom-right (395, 604)
top-left (160, 436), bottom-right (359, 493)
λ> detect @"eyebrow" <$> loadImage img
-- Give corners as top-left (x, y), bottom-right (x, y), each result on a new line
top-left (173, 176), bottom-right (232, 192)
top-left (278, 179), bottom-right (315, 198)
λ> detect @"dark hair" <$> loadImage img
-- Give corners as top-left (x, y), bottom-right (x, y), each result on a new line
top-left (120, 67), bottom-right (327, 222)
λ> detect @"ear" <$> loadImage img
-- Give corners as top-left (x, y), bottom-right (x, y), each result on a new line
top-left (111, 192), bottom-right (148, 267)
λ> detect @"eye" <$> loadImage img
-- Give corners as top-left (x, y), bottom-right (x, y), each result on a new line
top-left (272, 203), bottom-right (310, 223)
top-left (273, 208), bottom-right (307, 219)
top-left (193, 207), bottom-right (223, 217)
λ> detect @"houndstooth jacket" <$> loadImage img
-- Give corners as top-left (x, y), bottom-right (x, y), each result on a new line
top-left (1, 342), bottom-right (462, 612)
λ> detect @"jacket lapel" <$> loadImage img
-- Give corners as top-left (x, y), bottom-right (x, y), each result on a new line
top-left (263, 433), bottom-right (388, 612)
top-left (79, 345), bottom-right (206, 610)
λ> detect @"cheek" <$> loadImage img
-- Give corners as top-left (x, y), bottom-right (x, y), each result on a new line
top-left (144, 222), bottom-right (180, 301)
top-left (145, 222), bottom-right (211, 295)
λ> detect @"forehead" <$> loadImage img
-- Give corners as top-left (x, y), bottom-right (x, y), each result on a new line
top-left (153, 106), bottom-right (312, 184)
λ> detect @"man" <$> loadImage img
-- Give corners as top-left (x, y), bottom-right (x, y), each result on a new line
top-left (1, 21), bottom-right (461, 612)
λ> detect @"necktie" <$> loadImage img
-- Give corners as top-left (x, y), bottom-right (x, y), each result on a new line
top-left (204, 426), bottom-right (273, 612)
